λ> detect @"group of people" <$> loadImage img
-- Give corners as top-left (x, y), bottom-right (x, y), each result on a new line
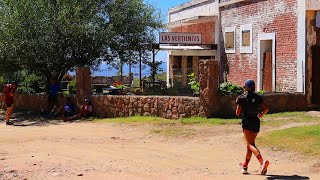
top-left (46, 79), bottom-right (93, 121)
top-left (1, 78), bottom-right (93, 125)
top-left (48, 96), bottom-right (93, 122)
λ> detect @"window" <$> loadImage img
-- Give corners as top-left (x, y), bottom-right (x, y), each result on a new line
top-left (240, 24), bottom-right (253, 53)
top-left (242, 30), bottom-right (250, 46)
top-left (226, 32), bottom-right (235, 49)
top-left (225, 27), bottom-right (236, 53)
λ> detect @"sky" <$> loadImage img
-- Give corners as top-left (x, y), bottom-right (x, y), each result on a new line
top-left (94, 0), bottom-right (190, 76)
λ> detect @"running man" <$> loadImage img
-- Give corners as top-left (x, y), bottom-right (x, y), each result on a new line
top-left (235, 79), bottom-right (270, 175)
top-left (4, 82), bottom-right (17, 125)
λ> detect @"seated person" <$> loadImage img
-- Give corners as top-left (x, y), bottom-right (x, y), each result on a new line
top-left (48, 97), bottom-right (75, 118)
top-left (63, 98), bottom-right (92, 121)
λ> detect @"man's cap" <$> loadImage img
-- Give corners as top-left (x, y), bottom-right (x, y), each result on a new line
top-left (244, 79), bottom-right (255, 89)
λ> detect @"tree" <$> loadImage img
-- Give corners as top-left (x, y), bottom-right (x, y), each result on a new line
top-left (104, 0), bottom-right (163, 81)
top-left (0, 0), bottom-right (163, 87)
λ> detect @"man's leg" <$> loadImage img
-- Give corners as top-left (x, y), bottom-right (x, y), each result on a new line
top-left (5, 104), bottom-right (14, 125)
top-left (244, 129), bottom-right (269, 175)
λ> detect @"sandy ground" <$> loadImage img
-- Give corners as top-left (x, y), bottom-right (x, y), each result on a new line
top-left (0, 118), bottom-right (319, 180)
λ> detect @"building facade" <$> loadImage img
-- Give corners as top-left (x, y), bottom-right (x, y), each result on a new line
top-left (167, 0), bottom-right (320, 104)
top-left (166, 0), bottom-right (219, 88)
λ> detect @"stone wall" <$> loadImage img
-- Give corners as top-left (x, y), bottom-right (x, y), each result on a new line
top-left (220, 0), bottom-right (298, 92)
top-left (13, 92), bottom-right (307, 119)
top-left (216, 93), bottom-right (307, 117)
top-left (14, 94), bottom-right (205, 119)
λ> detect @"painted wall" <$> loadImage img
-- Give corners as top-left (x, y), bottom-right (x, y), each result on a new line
top-left (307, 0), bottom-right (320, 10)
top-left (220, 0), bottom-right (298, 92)
top-left (169, 0), bottom-right (219, 23)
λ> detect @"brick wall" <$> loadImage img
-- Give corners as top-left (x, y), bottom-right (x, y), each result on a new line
top-left (220, 0), bottom-right (298, 92)
top-left (171, 21), bottom-right (215, 44)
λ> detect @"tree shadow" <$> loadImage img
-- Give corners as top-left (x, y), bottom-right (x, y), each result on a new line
top-left (266, 175), bottom-right (310, 180)
top-left (1, 111), bottom-right (62, 127)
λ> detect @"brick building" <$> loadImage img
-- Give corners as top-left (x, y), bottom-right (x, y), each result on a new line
top-left (166, 0), bottom-right (219, 87)
top-left (167, 0), bottom-right (320, 104)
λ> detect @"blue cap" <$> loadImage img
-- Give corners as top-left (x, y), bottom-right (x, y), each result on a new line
top-left (244, 79), bottom-right (255, 90)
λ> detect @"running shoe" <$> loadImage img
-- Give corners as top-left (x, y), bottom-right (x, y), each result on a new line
top-left (260, 160), bottom-right (269, 175)
top-left (6, 121), bottom-right (13, 126)
top-left (239, 163), bottom-right (248, 174)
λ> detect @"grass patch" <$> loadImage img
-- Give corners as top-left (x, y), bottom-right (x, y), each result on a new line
top-left (91, 111), bottom-right (320, 128)
top-left (181, 117), bottom-right (239, 125)
top-left (262, 111), bottom-right (320, 127)
top-left (151, 127), bottom-right (196, 137)
top-left (92, 116), bottom-right (240, 126)
top-left (93, 116), bottom-right (178, 125)
top-left (258, 125), bottom-right (320, 157)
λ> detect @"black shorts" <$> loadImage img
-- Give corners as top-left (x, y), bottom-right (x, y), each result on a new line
top-left (242, 118), bottom-right (260, 133)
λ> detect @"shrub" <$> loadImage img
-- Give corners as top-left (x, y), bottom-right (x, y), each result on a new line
top-left (188, 73), bottom-right (199, 94)
top-left (67, 79), bottom-right (76, 94)
top-left (219, 82), bottom-right (244, 95)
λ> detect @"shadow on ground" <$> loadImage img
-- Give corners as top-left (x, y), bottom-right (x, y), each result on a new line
top-left (0, 111), bottom-right (62, 127)
top-left (266, 175), bottom-right (309, 180)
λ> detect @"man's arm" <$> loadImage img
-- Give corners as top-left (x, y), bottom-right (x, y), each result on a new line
top-left (258, 101), bottom-right (269, 118)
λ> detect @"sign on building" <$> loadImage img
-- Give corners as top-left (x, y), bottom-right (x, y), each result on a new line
top-left (159, 32), bottom-right (202, 44)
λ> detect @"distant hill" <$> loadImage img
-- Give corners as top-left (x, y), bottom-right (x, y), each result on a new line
top-left (93, 61), bottom-right (167, 77)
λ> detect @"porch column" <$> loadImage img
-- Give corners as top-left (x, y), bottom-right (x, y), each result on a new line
top-left (199, 59), bottom-right (219, 117)
top-left (76, 67), bottom-right (92, 97)
top-left (182, 56), bottom-right (188, 86)
top-left (193, 56), bottom-right (200, 80)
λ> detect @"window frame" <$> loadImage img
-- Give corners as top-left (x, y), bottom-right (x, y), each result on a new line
top-left (224, 27), bottom-right (236, 54)
top-left (240, 24), bottom-right (253, 54)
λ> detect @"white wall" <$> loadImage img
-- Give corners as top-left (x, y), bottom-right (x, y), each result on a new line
top-left (169, 0), bottom-right (219, 23)
top-left (307, 0), bottom-right (320, 10)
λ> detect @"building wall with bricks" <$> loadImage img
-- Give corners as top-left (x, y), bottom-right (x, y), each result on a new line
top-left (171, 21), bottom-right (215, 44)
top-left (220, 0), bottom-right (298, 92)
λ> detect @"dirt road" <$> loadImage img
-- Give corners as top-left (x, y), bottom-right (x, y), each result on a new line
top-left (0, 121), bottom-right (318, 179)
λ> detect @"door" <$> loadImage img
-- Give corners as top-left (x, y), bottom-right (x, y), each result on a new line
top-left (312, 46), bottom-right (320, 104)
top-left (262, 51), bottom-right (273, 92)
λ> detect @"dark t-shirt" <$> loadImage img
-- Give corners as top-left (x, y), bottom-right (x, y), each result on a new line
top-left (236, 91), bottom-right (263, 119)
top-left (49, 83), bottom-right (60, 96)
top-left (236, 92), bottom-right (263, 132)
top-left (4, 84), bottom-right (15, 104)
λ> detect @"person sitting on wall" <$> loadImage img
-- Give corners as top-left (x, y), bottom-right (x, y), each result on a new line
top-left (63, 98), bottom-right (92, 122)
top-left (48, 97), bottom-right (75, 119)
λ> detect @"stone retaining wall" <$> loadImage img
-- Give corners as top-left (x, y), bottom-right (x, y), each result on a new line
top-left (14, 94), bottom-right (205, 119)
top-left (13, 92), bottom-right (307, 119)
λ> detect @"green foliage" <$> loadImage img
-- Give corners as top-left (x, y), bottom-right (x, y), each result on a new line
top-left (256, 90), bottom-right (265, 94)
top-left (188, 73), bottom-right (199, 94)
top-left (67, 79), bottom-right (76, 94)
top-left (219, 82), bottom-right (244, 95)
top-left (0, 0), bottom-right (163, 85)
top-left (15, 70), bottom-right (45, 94)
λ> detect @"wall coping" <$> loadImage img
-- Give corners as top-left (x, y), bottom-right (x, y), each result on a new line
top-left (219, 0), bottom-right (245, 7)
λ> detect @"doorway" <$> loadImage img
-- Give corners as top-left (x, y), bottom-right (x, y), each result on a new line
top-left (312, 46), bottom-right (320, 104)
top-left (257, 33), bottom-right (276, 92)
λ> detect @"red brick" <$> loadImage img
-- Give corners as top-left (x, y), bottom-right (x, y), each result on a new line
top-left (171, 21), bottom-right (215, 44)
top-left (220, 0), bottom-right (298, 92)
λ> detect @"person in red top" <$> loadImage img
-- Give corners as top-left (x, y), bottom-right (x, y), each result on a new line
top-left (4, 82), bottom-right (17, 125)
